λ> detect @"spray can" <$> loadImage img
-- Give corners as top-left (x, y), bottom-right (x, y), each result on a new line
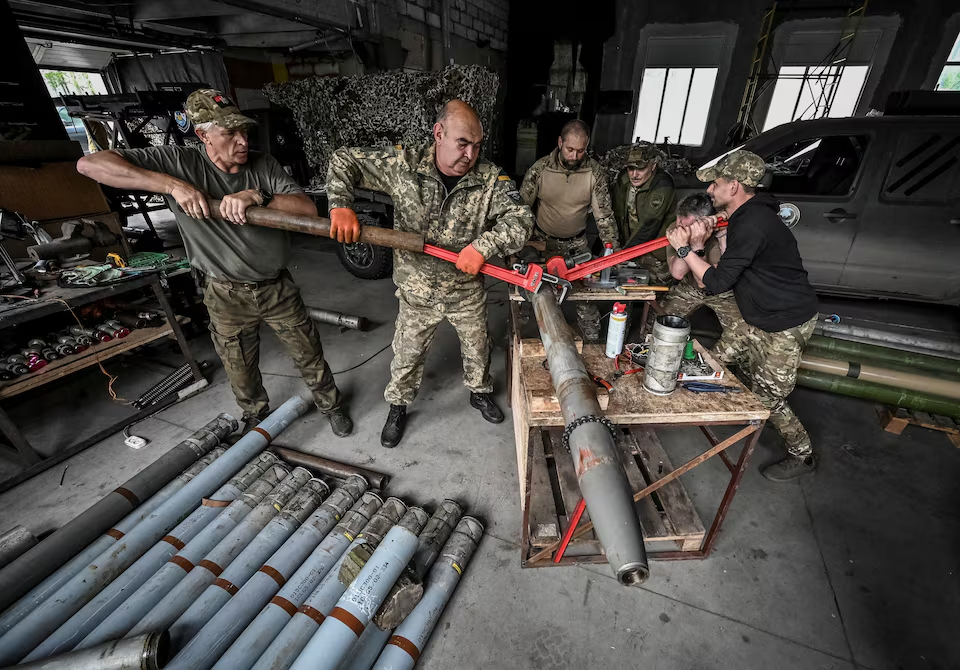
top-left (605, 302), bottom-right (628, 358)
top-left (598, 243), bottom-right (614, 285)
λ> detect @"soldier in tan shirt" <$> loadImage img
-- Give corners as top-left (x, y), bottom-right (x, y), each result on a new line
top-left (520, 120), bottom-right (618, 341)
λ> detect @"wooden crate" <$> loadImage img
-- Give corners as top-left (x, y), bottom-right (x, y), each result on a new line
top-left (522, 425), bottom-right (706, 565)
top-left (879, 407), bottom-right (960, 448)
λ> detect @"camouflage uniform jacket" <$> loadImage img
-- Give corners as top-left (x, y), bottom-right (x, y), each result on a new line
top-left (519, 150), bottom-right (618, 246)
top-left (611, 169), bottom-right (677, 255)
top-left (326, 143), bottom-right (534, 302)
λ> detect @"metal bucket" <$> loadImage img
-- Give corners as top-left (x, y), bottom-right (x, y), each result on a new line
top-left (643, 315), bottom-right (691, 395)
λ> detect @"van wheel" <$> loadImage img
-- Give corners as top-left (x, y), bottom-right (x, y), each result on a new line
top-left (335, 212), bottom-right (393, 280)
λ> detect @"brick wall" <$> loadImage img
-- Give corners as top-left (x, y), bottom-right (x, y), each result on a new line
top-left (395, 0), bottom-right (509, 51)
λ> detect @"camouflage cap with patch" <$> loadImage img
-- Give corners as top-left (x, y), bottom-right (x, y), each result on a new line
top-left (696, 149), bottom-right (765, 187)
top-left (185, 89), bottom-right (256, 129)
top-left (625, 142), bottom-right (663, 168)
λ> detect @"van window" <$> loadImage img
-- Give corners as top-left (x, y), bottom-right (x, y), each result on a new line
top-left (883, 133), bottom-right (960, 202)
top-left (762, 135), bottom-right (869, 196)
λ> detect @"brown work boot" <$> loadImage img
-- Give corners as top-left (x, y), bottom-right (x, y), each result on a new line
top-left (760, 454), bottom-right (817, 482)
top-left (325, 407), bottom-right (353, 437)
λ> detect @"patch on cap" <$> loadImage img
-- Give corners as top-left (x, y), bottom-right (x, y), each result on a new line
top-left (185, 89), bottom-right (256, 129)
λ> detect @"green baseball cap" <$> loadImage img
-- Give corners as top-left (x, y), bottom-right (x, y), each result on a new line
top-left (185, 89), bottom-right (255, 129)
top-left (696, 149), bottom-right (766, 187)
top-left (625, 142), bottom-right (663, 168)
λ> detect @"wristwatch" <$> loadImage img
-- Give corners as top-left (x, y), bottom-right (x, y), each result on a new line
top-left (257, 189), bottom-right (274, 207)
top-left (676, 245), bottom-right (692, 258)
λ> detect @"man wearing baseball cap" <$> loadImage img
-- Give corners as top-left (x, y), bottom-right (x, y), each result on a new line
top-left (666, 149), bottom-right (820, 481)
top-left (77, 88), bottom-right (353, 438)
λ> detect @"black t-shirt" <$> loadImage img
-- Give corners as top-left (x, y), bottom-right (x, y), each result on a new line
top-left (702, 192), bottom-right (819, 332)
top-left (438, 171), bottom-right (463, 194)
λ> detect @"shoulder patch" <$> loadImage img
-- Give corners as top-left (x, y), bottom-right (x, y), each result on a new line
top-left (394, 144), bottom-right (402, 151)
top-left (651, 193), bottom-right (665, 210)
top-left (498, 175), bottom-right (512, 181)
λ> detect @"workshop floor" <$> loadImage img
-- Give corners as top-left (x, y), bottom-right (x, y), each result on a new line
top-left (1, 218), bottom-right (958, 669)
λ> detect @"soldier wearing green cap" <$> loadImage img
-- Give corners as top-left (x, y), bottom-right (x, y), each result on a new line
top-left (666, 149), bottom-right (820, 482)
top-left (77, 88), bottom-right (354, 438)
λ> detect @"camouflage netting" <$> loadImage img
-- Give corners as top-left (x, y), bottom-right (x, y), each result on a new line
top-left (264, 65), bottom-right (500, 188)
top-left (599, 143), bottom-right (695, 181)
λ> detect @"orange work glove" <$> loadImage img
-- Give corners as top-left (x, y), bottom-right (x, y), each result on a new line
top-left (329, 208), bottom-right (361, 244)
top-left (455, 243), bottom-right (486, 275)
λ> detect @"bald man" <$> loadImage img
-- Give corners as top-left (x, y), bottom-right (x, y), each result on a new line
top-left (326, 100), bottom-right (534, 448)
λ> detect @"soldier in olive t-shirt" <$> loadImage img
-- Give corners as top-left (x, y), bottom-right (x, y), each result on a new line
top-left (77, 88), bottom-right (353, 438)
top-left (116, 145), bottom-right (299, 282)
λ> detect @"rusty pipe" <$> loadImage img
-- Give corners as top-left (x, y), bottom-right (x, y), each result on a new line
top-left (269, 446), bottom-right (389, 490)
top-left (206, 200), bottom-right (425, 253)
top-left (529, 290), bottom-right (648, 586)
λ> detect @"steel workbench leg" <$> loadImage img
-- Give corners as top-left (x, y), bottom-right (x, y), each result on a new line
top-left (698, 421), bottom-right (764, 557)
top-left (0, 406), bottom-right (41, 465)
top-left (151, 281), bottom-right (203, 382)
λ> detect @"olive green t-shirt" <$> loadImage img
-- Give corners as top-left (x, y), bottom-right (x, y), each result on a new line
top-left (116, 146), bottom-right (303, 281)
top-left (665, 223), bottom-right (724, 289)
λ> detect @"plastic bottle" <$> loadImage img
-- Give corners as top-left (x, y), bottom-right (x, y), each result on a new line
top-left (606, 302), bottom-right (628, 358)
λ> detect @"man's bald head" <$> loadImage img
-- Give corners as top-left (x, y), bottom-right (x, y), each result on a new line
top-left (434, 99), bottom-right (484, 177)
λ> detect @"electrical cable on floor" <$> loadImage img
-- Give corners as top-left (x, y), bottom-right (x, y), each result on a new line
top-left (331, 342), bottom-right (391, 375)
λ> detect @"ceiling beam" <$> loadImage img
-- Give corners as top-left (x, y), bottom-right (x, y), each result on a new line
top-left (210, 0), bottom-right (355, 32)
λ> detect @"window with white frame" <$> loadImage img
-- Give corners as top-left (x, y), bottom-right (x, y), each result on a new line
top-left (633, 35), bottom-right (726, 147)
top-left (761, 25), bottom-right (888, 132)
top-left (936, 31), bottom-right (960, 90)
top-left (763, 65), bottom-right (869, 131)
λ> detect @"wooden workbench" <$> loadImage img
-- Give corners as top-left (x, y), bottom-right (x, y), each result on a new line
top-left (508, 300), bottom-right (769, 565)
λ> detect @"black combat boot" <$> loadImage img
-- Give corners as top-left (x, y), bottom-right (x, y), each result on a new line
top-left (381, 404), bottom-right (407, 448)
top-left (470, 392), bottom-right (504, 424)
top-left (325, 407), bottom-right (353, 437)
top-left (241, 410), bottom-right (270, 437)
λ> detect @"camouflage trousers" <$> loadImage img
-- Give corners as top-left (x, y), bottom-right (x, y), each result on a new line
top-left (714, 314), bottom-right (818, 458)
top-left (203, 271), bottom-right (341, 420)
top-left (539, 233), bottom-right (600, 333)
top-left (385, 288), bottom-right (492, 405)
top-left (657, 283), bottom-right (741, 353)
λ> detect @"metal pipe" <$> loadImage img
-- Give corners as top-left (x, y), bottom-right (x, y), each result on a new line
top-left (269, 446), bottom-right (389, 490)
top-left (16, 631), bottom-right (170, 670)
top-left (371, 517), bottom-right (484, 670)
top-left (0, 525), bottom-right (37, 570)
top-left (250, 498), bottom-right (407, 670)
top-left (800, 354), bottom-right (960, 401)
top-left (126, 467), bottom-right (313, 641)
top-left (806, 335), bottom-right (960, 378)
top-left (796, 369), bottom-right (960, 419)
top-left (0, 413), bottom-right (237, 612)
top-left (643, 315), bottom-right (691, 395)
top-left (815, 317), bottom-right (960, 358)
top-left (171, 477), bottom-right (369, 670)
top-left (0, 448), bottom-right (226, 638)
top-left (26, 454), bottom-right (279, 661)
top-left (0, 398), bottom-right (307, 666)
top-left (81, 464), bottom-right (288, 649)
top-left (529, 291), bottom-right (648, 586)
top-left (214, 493), bottom-right (384, 670)
top-left (166, 478), bottom-right (331, 654)
top-left (340, 501), bottom-right (463, 670)
top-left (305, 307), bottom-right (369, 332)
top-left (206, 199), bottom-right (425, 253)
top-left (289, 507), bottom-right (429, 670)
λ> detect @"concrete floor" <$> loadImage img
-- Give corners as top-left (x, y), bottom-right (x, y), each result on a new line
top-left (0, 219), bottom-right (958, 669)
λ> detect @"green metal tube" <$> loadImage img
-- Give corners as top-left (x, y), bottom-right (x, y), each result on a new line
top-left (806, 336), bottom-right (960, 377)
top-left (796, 369), bottom-right (960, 419)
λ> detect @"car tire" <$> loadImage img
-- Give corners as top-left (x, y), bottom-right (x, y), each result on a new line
top-left (335, 211), bottom-right (393, 280)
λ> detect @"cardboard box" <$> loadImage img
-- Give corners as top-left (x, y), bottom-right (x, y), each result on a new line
top-left (0, 161), bottom-right (110, 222)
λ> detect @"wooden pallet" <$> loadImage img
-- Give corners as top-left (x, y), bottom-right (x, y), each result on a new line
top-left (522, 425), bottom-right (706, 566)
top-left (879, 407), bottom-right (960, 448)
